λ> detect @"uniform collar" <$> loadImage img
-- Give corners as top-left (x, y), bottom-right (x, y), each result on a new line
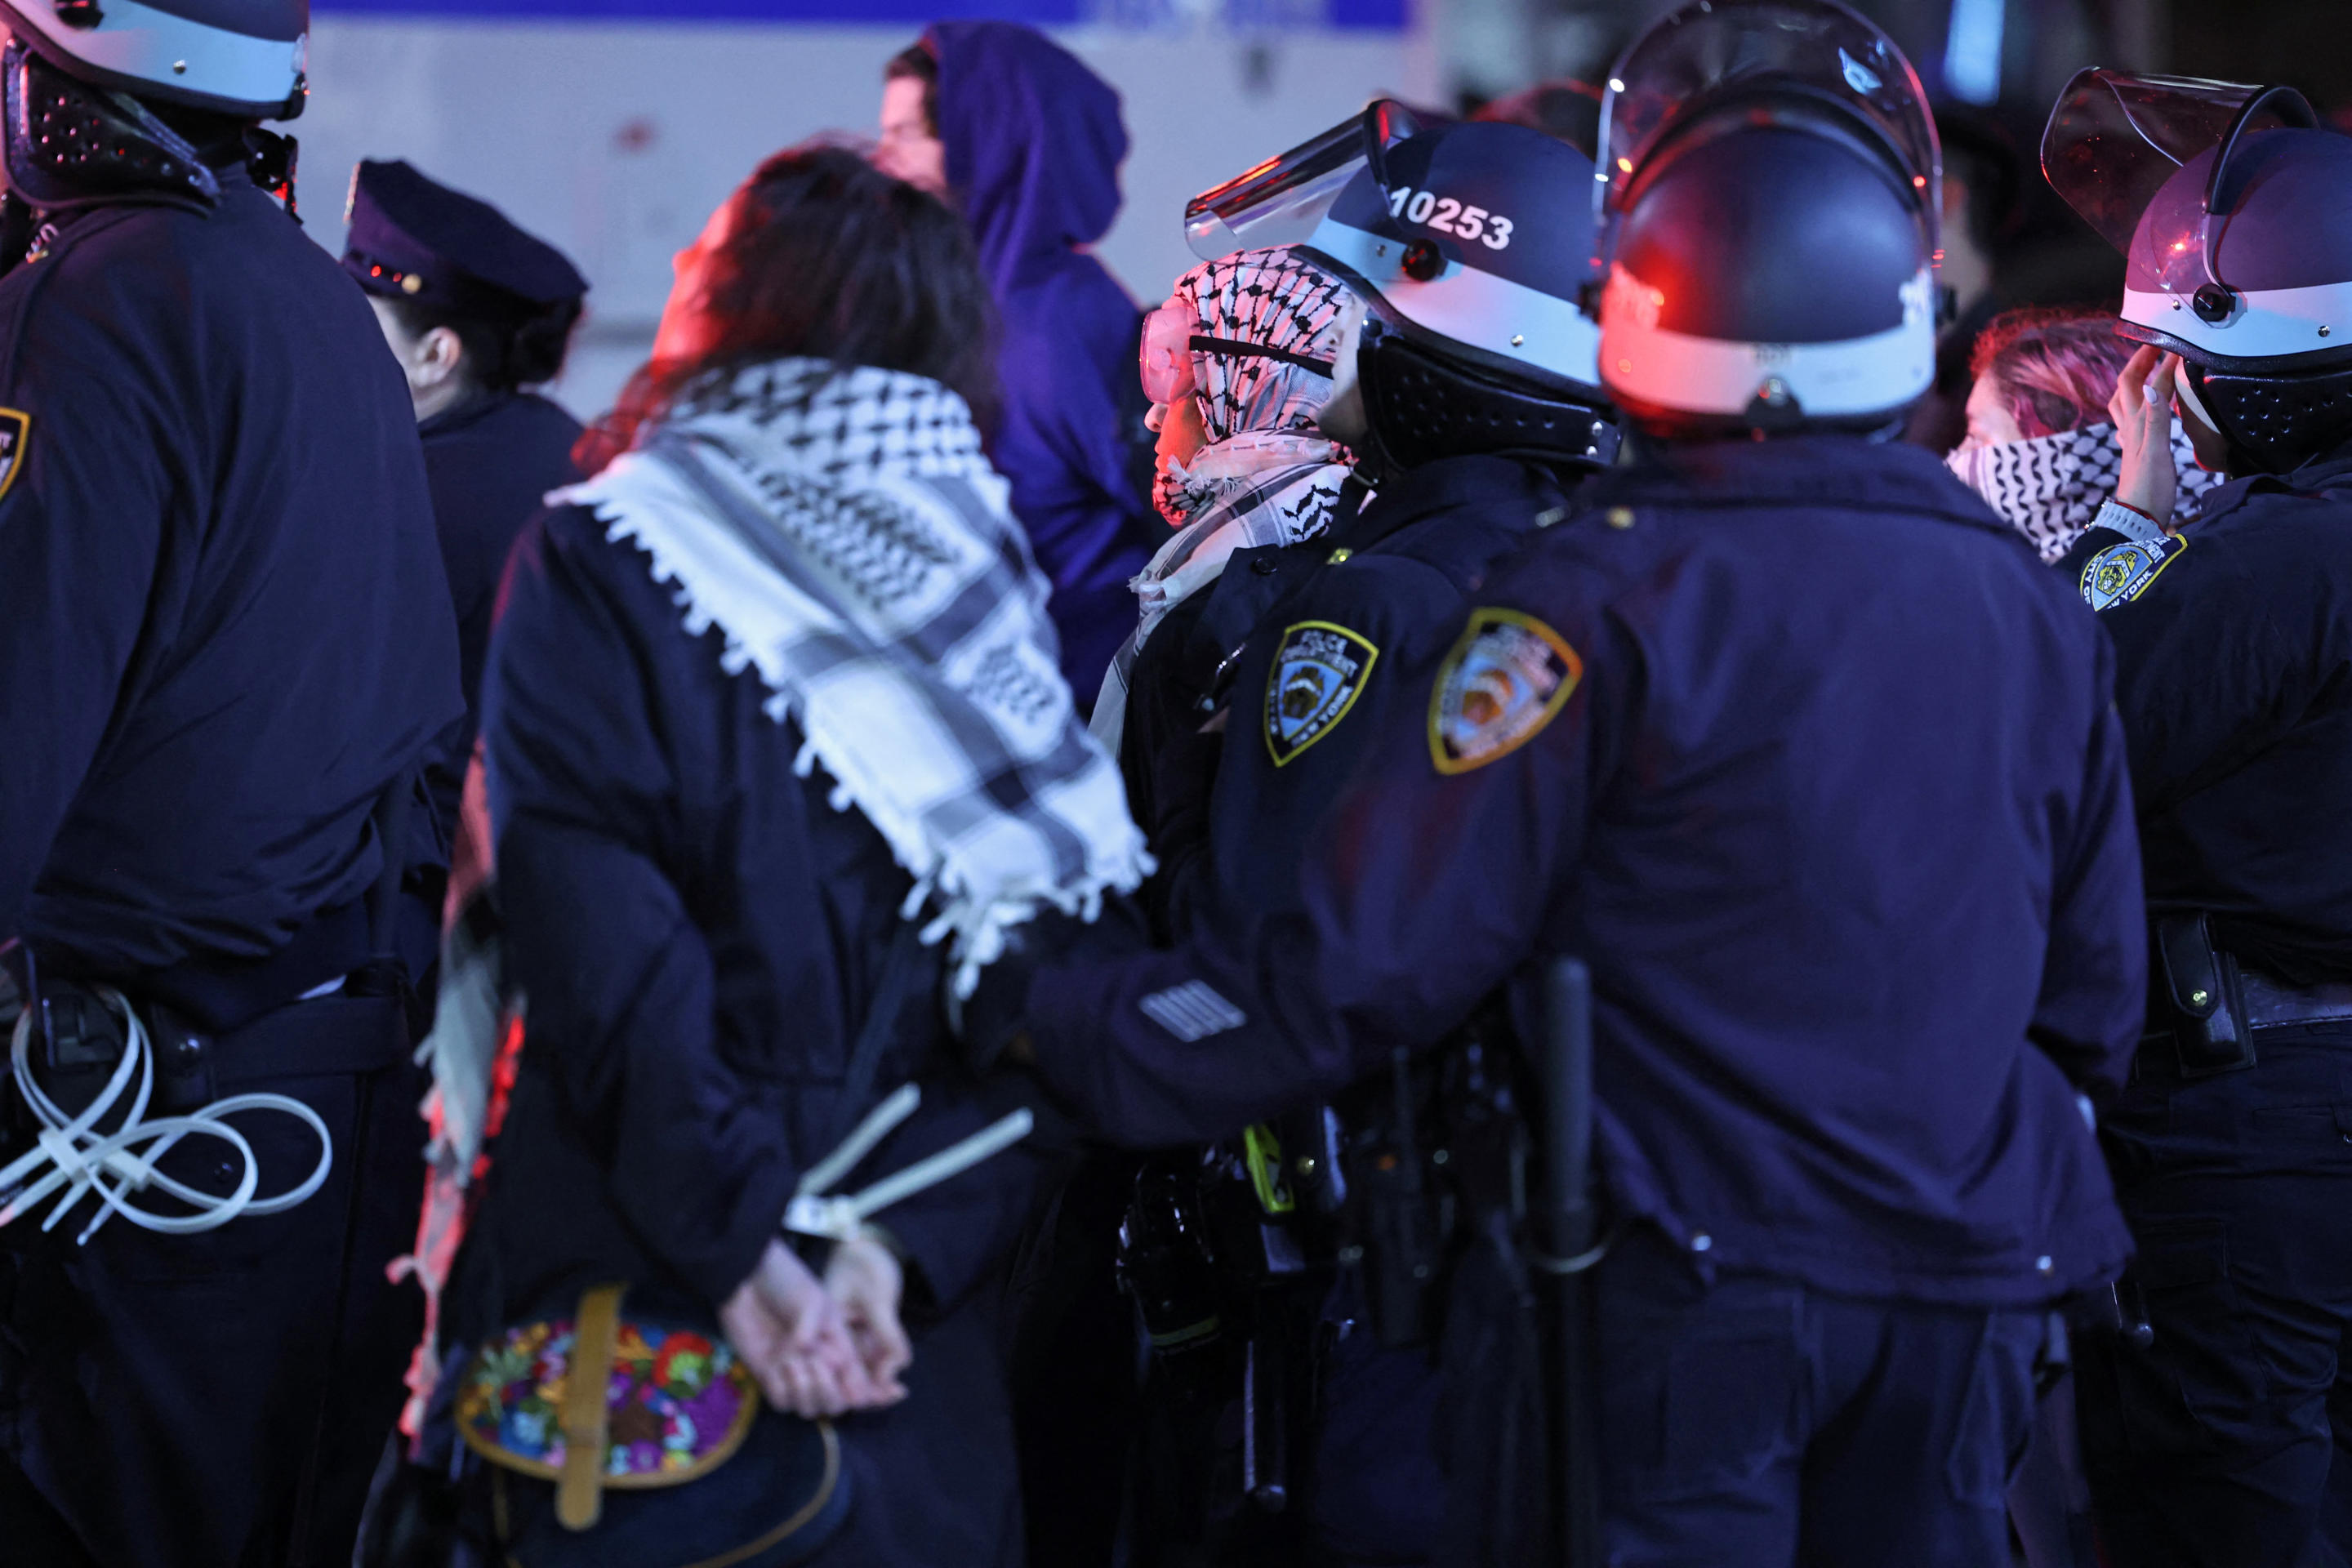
top-left (2182, 439), bottom-right (2352, 522)
top-left (1588, 433), bottom-right (2012, 535)
top-left (1332, 455), bottom-right (1575, 552)
top-left (419, 390), bottom-right (522, 443)
top-left (2282, 443), bottom-right (2352, 497)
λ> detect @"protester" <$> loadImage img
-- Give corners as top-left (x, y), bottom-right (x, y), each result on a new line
top-left (1096, 245), bottom-right (1362, 808)
top-left (435, 145), bottom-right (1145, 1566)
top-left (1945, 306), bottom-right (2222, 561)
top-left (876, 22), bottom-right (1156, 702)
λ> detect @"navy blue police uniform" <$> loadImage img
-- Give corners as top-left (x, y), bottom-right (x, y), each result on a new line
top-left (2029, 78), bottom-right (2352, 1562)
top-left (343, 158), bottom-right (588, 835)
top-left (1010, 434), bottom-right (2149, 1562)
top-left (2060, 449), bottom-right (2352, 1565)
top-left (1111, 530), bottom-right (1330, 922)
top-left (0, 92), bottom-right (461, 1568)
top-left (1158, 456), bottom-right (1572, 925)
top-left (1094, 457), bottom-right (1578, 1568)
top-left (1089, 106), bottom-right (1630, 1564)
top-left (1203, 454), bottom-right (1583, 1568)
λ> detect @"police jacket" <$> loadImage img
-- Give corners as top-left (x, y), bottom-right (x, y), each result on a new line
top-left (476, 504), bottom-right (1057, 1565)
top-left (417, 390), bottom-right (581, 829)
top-left (1155, 457), bottom-right (1576, 928)
top-left (0, 172), bottom-right (459, 1014)
top-left (1112, 533), bottom-right (1325, 931)
top-left (2059, 445), bottom-right (2352, 986)
top-left (1023, 435), bottom-right (2146, 1307)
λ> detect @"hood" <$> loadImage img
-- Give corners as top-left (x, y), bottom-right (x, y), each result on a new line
top-left (927, 20), bottom-right (1127, 295)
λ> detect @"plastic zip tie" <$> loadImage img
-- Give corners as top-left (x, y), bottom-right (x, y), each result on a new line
top-left (795, 1083), bottom-right (920, 1199)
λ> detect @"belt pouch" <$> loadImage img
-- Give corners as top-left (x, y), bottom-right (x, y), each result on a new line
top-left (2155, 913), bottom-right (2255, 1077)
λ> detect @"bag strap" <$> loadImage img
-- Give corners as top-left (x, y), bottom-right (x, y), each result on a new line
top-left (831, 916), bottom-right (936, 1149)
top-left (556, 1281), bottom-right (629, 1531)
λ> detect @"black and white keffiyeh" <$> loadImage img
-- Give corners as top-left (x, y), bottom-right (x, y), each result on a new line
top-left (1945, 418), bottom-right (2225, 563)
top-left (552, 359), bottom-right (1149, 993)
top-left (1095, 247), bottom-right (1361, 752)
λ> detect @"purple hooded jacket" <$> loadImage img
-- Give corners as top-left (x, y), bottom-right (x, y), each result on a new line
top-left (928, 20), bottom-right (1153, 702)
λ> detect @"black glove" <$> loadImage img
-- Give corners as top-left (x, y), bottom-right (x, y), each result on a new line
top-left (949, 894), bottom-right (1152, 1073)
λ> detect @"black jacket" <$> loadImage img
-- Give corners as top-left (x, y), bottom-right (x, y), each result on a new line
top-left (0, 173), bottom-right (458, 1007)
top-left (477, 501), bottom-right (1058, 1564)
top-left (2059, 444), bottom-right (2352, 986)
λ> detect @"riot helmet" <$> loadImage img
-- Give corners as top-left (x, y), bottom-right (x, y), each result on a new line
top-left (1593, 0), bottom-right (1941, 437)
top-left (1184, 105), bottom-right (1620, 478)
top-left (2043, 69), bottom-right (2352, 474)
top-left (0, 0), bottom-right (307, 119)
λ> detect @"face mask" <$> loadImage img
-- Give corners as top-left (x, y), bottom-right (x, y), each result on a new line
top-left (1945, 421), bottom-right (2222, 563)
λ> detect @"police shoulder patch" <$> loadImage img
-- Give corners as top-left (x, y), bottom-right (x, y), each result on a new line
top-left (2079, 532), bottom-right (2186, 613)
top-left (1264, 620), bottom-right (1380, 767)
top-left (1428, 608), bottom-right (1584, 776)
top-left (0, 408), bottom-right (30, 503)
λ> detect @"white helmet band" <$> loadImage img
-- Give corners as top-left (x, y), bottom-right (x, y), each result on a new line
top-left (1599, 263), bottom-right (1936, 419)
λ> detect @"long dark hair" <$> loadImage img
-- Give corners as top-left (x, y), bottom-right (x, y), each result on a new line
top-left (580, 143), bottom-right (997, 472)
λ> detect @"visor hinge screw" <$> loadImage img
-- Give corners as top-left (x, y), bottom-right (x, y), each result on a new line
top-left (1510, 333), bottom-right (1525, 347)
top-left (1400, 238), bottom-right (1444, 282)
top-left (2322, 325), bottom-right (2333, 338)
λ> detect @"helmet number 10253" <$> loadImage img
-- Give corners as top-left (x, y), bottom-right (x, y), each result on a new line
top-left (1386, 186), bottom-right (1514, 251)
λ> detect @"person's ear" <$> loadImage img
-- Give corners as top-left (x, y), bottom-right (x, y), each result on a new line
top-left (414, 325), bottom-right (465, 391)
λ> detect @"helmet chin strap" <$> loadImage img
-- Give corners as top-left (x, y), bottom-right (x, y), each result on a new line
top-left (1355, 318), bottom-right (1622, 479)
top-left (2185, 359), bottom-right (2352, 477)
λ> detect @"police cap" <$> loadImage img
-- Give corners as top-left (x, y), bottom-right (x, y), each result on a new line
top-left (342, 159), bottom-right (587, 316)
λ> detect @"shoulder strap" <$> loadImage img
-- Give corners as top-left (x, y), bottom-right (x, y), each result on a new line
top-left (831, 915), bottom-right (938, 1147)
top-left (555, 1281), bottom-right (629, 1530)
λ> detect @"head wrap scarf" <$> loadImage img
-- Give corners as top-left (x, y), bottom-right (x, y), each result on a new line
top-left (1091, 247), bottom-right (1360, 751)
top-left (1945, 418), bottom-right (2225, 563)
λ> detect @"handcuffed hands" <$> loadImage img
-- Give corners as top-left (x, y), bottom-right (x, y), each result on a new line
top-left (719, 1235), bottom-right (909, 1418)
top-left (825, 1233), bottom-right (911, 1403)
top-left (2109, 345), bottom-right (2183, 526)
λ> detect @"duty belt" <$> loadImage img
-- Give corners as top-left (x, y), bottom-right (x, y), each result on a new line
top-left (2243, 970), bottom-right (2352, 1031)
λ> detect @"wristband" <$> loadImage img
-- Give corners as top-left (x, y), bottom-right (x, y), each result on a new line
top-left (2093, 496), bottom-right (2166, 543)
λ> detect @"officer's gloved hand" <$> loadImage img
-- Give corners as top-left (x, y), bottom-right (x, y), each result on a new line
top-left (950, 893), bottom-right (1152, 1074)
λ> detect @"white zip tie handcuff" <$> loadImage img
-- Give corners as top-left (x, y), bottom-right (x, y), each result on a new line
top-left (0, 986), bottom-right (332, 1243)
top-left (782, 1081), bottom-right (1032, 1244)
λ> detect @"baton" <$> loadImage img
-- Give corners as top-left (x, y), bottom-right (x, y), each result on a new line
top-left (1540, 958), bottom-right (1602, 1564)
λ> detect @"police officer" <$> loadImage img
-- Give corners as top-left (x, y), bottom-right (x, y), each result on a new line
top-left (1148, 114), bottom-right (1622, 933)
top-left (2038, 71), bottom-right (2352, 1566)
top-left (344, 158), bottom-right (587, 842)
top-left (0, 5), bottom-right (461, 1565)
top-left (966, 2), bottom-right (2148, 1558)
top-left (1108, 114), bottom-right (1624, 1567)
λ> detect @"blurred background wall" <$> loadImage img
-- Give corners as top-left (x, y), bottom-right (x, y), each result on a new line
top-left (301, 0), bottom-right (2352, 424)
top-left (301, 2), bottom-right (1439, 418)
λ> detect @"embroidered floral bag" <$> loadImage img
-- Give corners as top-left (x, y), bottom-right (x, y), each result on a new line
top-left (455, 1281), bottom-right (851, 1568)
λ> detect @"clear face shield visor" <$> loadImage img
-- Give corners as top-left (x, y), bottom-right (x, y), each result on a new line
top-left (1594, 0), bottom-right (1940, 248)
top-left (1182, 99), bottom-right (1436, 263)
top-left (2041, 69), bottom-right (2319, 296)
